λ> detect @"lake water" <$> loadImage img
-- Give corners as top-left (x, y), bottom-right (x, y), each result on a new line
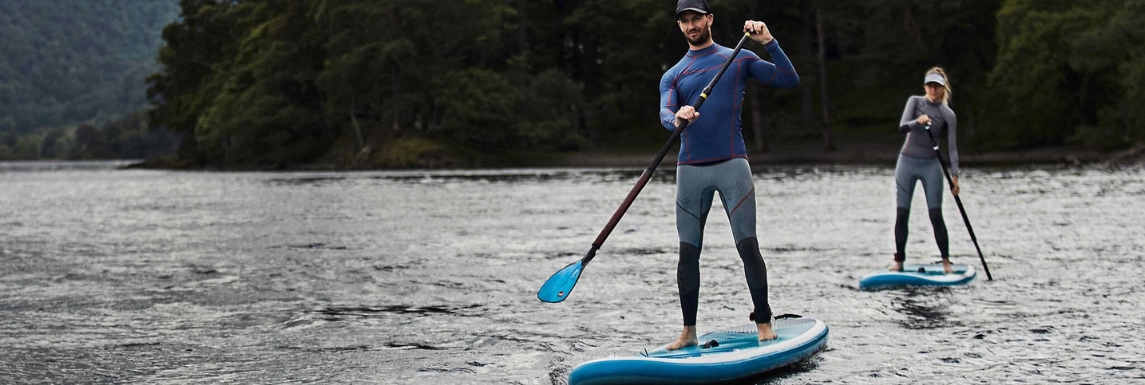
top-left (0, 161), bottom-right (1142, 384)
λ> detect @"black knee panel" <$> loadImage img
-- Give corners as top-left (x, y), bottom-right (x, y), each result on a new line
top-left (928, 208), bottom-right (949, 259)
top-left (678, 242), bottom-right (702, 326)
top-left (895, 208), bottom-right (909, 261)
top-left (735, 237), bottom-right (772, 324)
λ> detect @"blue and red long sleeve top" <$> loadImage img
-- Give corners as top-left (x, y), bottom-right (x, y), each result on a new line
top-left (659, 39), bottom-right (799, 165)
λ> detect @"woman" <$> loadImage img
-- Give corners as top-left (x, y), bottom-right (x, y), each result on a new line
top-left (890, 67), bottom-right (959, 274)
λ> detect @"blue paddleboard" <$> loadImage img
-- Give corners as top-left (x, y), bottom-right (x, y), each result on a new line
top-left (859, 263), bottom-right (976, 290)
top-left (568, 317), bottom-right (829, 385)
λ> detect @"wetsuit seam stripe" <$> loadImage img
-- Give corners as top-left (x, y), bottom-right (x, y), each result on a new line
top-left (676, 201), bottom-right (702, 221)
top-left (730, 61), bottom-right (742, 156)
top-left (730, 186), bottom-right (755, 216)
top-left (678, 154), bottom-right (745, 165)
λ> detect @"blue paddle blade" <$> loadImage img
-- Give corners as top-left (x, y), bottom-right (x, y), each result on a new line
top-left (538, 260), bottom-right (584, 303)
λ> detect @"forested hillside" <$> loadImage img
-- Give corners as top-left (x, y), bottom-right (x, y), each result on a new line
top-left (5, 0), bottom-right (1141, 167)
top-left (150, 0), bottom-right (1004, 168)
top-left (0, 0), bottom-right (179, 133)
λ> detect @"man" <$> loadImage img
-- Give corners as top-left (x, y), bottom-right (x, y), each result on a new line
top-left (658, 0), bottom-right (799, 350)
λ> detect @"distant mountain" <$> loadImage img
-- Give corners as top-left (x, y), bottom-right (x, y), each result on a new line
top-left (0, 0), bottom-right (178, 133)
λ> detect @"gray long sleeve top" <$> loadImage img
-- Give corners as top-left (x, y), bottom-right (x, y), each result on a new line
top-left (898, 95), bottom-right (959, 176)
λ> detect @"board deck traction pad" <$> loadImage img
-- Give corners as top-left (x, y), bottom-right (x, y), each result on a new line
top-left (568, 316), bottom-right (829, 385)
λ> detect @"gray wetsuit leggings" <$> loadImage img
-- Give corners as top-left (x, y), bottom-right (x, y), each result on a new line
top-left (894, 154), bottom-right (949, 261)
top-left (675, 158), bottom-right (771, 325)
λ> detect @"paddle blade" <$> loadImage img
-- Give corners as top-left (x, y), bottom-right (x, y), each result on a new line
top-left (538, 260), bottom-right (585, 303)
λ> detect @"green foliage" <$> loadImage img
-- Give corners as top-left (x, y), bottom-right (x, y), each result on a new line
top-left (39, 130), bottom-right (65, 159)
top-left (989, 0), bottom-right (1145, 149)
top-left (434, 69), bottom-right (516, 150)
top-left (432, 67), bottom-right (582, 150)
top-left (513, 69), bottom-right (586, 150)
top-left (0, 110), bottom-right (176, 161)
top-left (194, 0), bottom-right (330, 166)
top-left (0, 0), bottom-right (178, 132)
top-left (1096, 0), bottom-right (1145, 146)
top-left (807, 0), bottom-right (1001, 139)
top-left (135, 0), bottom-right (1140, 167)
top-left (375, 136), bottom-right (452, 169)
top-left (74, 123), bottom-right (112, 159)
top-left (0, 133), bottom-right (38, 160)
top-left (11, 0), bottom-right (1144, 167)
top-left (100, 111), bottom-right (180, 159)
top-left (147, 0), bottom-right (251, 164)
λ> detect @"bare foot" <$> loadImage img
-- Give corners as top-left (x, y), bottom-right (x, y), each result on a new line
top-left (942, 259), bottom-right (954, 274)
top-left (757, 323), bottom-right (777, 341)
top-left (665, 325), bottom-right (698, 351)
top-left (888, 260), bottom-right (903, 272)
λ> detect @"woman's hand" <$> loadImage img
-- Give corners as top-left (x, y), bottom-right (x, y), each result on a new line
top-left (951, 175), bottom-right (960, 195)
top-left (675, 105), bottom-right (699, 128)
top-left (917, 114), bottom-right (931, 125)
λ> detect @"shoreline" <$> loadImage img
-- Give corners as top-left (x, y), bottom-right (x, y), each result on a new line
top-left (556, 144), bottom-right (1123, 169)
top-left (119, 143), bottom-right (1142, 171)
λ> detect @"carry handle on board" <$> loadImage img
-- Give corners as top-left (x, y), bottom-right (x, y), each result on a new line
top-left (749, 312), bottom-right (802, 322)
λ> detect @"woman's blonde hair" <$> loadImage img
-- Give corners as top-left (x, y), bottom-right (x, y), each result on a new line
top-left (927, 67), bottom-right (952, 106)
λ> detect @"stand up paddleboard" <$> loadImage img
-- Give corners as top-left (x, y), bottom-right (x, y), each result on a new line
top-left (859, 263), bottom-right (976, 290)
top-left (568, 316), bottom-right (829, 385)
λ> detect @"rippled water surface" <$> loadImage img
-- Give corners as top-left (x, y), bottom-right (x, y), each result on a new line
top-left (1, 160), bottom-right (1142, 384)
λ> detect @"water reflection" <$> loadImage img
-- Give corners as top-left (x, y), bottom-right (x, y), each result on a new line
top-left (890, 287), bottom-right (958, 330)
top-left (370, 169), bottom-right (646, 184)
top-left (263, 176), bottom-right (348, 186)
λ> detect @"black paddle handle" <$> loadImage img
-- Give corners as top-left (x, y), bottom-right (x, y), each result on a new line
top-left (924, 123), bottom-right (993, 280)
top-left (583, 33), bottom-right (753, 265)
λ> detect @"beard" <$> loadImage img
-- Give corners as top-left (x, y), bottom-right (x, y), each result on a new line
top-left (685, 27), bottom-right (712, 46)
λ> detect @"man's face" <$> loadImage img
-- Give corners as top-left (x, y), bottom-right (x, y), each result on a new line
top-left (677, 11), bottom-right (712, 46)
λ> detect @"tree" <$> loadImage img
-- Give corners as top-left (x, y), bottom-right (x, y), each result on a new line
top-left (193, 0), bottom-right (330, 166)
top-left (40, 130), bottom-right (64, 159)
top-left (147, 0), bottom-right (248, 164)
top-left (989, 0), bottom-right (1144, 148)
top-left (73, 122), bottom-right (110, 159)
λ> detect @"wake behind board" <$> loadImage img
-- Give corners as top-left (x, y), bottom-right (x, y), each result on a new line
top-left (568, 316), bottom-right (829, 385)
top-left (859, 263), bottom-right (976, 290)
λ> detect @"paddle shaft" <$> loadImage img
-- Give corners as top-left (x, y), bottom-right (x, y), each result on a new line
top-left (923, 123), bottom-right (993, 280)
top-left (581, 33), bottom-right (754, 266)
